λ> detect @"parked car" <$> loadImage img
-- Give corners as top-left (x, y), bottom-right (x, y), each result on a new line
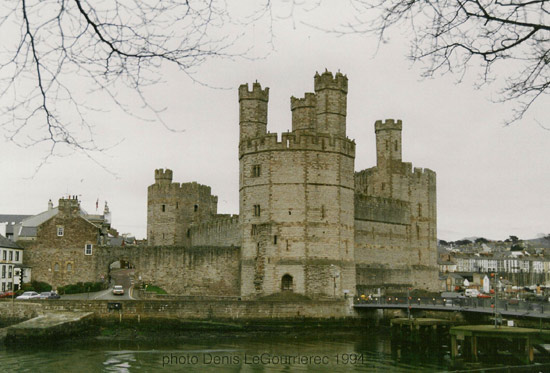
top-left (0, 291), bottom-right (16, 298)
top-left (477, 293), bottom-right (492, 298)
top-left (112, 285), bottom-right (124, 295)
top-left (465, 289), bottom-right (480, 298)
top-left (16, 291), bottom-right (40, 299)
top-left (39, 291), bottom-right (60, 300)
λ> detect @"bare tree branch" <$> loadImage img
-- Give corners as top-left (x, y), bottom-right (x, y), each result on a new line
top-left (331, 0), bottom-right (550, 125)
top-left (0, 0), bottom-right (263, 169)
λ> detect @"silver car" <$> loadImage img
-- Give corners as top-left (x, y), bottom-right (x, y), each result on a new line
top-left (16, 291), bottom-right (40, 299)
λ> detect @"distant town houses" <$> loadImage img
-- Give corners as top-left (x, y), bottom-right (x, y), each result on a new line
top-left (438, 237), bottom-right (550, 292)
top-left (0, 234), bottom-right (26, 292)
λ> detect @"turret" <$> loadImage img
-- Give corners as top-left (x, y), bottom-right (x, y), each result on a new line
top-left (314, 70), bottom-right (348, 137)
top-left (154, 168), bottom-right (173, 185)
top-left (291, 93), bottom-right (316, 133)
top-left (375, 119), bottom-right (403, 169)
top-left (239, 82), bottom-right (269, 141)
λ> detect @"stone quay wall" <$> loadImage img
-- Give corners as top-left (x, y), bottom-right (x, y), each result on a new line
top-left (0, 299), bottom-right (354, 321)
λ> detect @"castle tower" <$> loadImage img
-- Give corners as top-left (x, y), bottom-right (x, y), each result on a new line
top-left (239, 71), bottom-right (356, 300)
top-left (291, 92), bottom-right (316, 133)
top-left (147, 169), bottom-right (218, 246)
top-left (239, 82), bottom-right (269, 141)
top-left (375, 119), bottom-right (402, 170)
top-left (313, 70), bottom-right (348, 137)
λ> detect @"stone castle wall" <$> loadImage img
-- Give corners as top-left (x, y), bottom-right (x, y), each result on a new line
top-left (24, 245), bottom-right (241, 296)
top-left (189, 215), bottom-right (241, 247)
top-left (353, 119), bottom-right (438, 293)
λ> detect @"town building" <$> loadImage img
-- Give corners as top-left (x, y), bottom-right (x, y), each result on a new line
top-left (0, 234), bottom-right (24, 292)
top-left (17, 197), bottom-right (112, 287)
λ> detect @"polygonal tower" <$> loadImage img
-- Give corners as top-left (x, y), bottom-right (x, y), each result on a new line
top-left (147, 169), bottom-right (218, 246)
top-left (239, 71), bottom-right (356, 299)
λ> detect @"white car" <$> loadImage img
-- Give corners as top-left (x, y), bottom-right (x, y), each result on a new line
top-left (16, 291), bottom-right (40, 299)
top-left (112, 285), bottom-right (124, 295)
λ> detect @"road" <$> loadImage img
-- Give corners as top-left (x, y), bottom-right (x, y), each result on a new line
top-left (60, 268), bottom-right (136, 300)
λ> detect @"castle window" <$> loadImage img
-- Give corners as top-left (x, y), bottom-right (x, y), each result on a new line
top-left (57, 226), bottom-right (64, 237)
top-left (252, 164), bottom-right (261, 177)
top-left (251, 224), bottom-right (257, 236)
top-left (416, 225), bottom-right (420, 239)
top-left (418, 203), bottom-right (422, 217)
top-left (162, 204), bottom-right (166, 212)
top-left (187, 229), bottom-right (190, 238)
top-left (274, 235), bottom-right (278, 244)
top-left (281, 274), bottom-right (293, 291)
top-left (381, 183), bottom-right (385, 191)
top-left (54, 263), bottom-right (59, 272)
top-left (385, 140), bottom-right (389, 151)
top-left (85, 244), bottom-right (93, 255)
top-left (253, 204), bottom-right (261, 217)
top-left (194, 204), bottom-right (198, 212)
top-left (321, 205), bottom-right (325, 219)
top-left (286, 240), bottom-right (289, 251)
top-left (176, 202), bottom-right (179, 209)
top-left (67, 263), bottom-right (72, 272)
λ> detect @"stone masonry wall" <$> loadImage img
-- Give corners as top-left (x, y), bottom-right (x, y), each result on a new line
top-left (354, 119), bottom-right (438, 293)
top-left (190, 215), bottom-right (241, 247)
top-left (24, 245), bottom-right (241, 296)
top-left (0, 298), bottom-right (354, 320)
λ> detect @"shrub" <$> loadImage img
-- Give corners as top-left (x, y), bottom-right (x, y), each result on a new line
top-left (57, 281), bottom-right (105, 295)
top-left (144, 285), bottom-right (167, 294)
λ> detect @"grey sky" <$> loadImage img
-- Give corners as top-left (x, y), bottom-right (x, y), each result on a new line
top-left (1, 2), bottom-right (548, 241)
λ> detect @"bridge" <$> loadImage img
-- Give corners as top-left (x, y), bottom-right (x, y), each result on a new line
top-left (354, 296), bottom-right (550, 320)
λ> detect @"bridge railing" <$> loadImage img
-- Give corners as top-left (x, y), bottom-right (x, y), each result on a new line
top-left (355, 296), bottom-right (550, 314)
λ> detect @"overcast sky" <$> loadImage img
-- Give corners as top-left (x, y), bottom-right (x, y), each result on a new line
top-left (1, 2), bottom-right (548, 241)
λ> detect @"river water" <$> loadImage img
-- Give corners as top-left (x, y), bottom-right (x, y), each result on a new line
top-left (0, 329), bottom-right (545, 372)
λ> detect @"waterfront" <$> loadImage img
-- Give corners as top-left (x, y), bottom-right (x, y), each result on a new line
top-left (3, 327), bottom-right (549, 372)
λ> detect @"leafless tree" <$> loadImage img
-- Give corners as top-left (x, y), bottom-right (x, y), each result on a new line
top-left (0, 0), bottom-right (258, 163)
top-left (338, 0), bottom-right (550, 125)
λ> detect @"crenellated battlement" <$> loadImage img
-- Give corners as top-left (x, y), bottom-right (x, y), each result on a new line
top-left (149, 179), bottom-right (213, 194)
top-left (290, 92), bottom-right (316, 110)
top-left (154, 168), bottom-right (173, 183)
top-left (239, 132), bottom-right (355, 158)
top-left (314, 70), bottom-right (348, 93)
top-left (375, 119), bottom-right (402, 132)
top-left (238, 82), bottom-right (269, 102)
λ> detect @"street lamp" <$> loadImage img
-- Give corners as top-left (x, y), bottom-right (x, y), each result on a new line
top-left (330, 265), bottom-right (340, 298)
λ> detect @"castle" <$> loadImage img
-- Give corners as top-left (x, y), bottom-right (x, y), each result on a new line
top-left (147, 70), bottom-right (438, 299)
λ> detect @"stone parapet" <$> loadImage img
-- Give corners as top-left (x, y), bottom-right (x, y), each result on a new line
top-left (239, 132), bottom-right (355, 158)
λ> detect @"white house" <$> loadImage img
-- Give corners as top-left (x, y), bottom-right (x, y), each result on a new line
top-left (0, 234), bottom-right (25, 292)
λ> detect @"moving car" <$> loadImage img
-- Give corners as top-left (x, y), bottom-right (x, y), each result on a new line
top-left (16, 291), bottom-right (40, 299)
top-left (39, 291), bottom-right (60, 300)
top-left (112, 285), bottom-right (124, 295)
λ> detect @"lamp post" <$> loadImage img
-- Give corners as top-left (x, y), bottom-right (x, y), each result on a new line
top-left (330, 265), bottom-right (340, 298)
